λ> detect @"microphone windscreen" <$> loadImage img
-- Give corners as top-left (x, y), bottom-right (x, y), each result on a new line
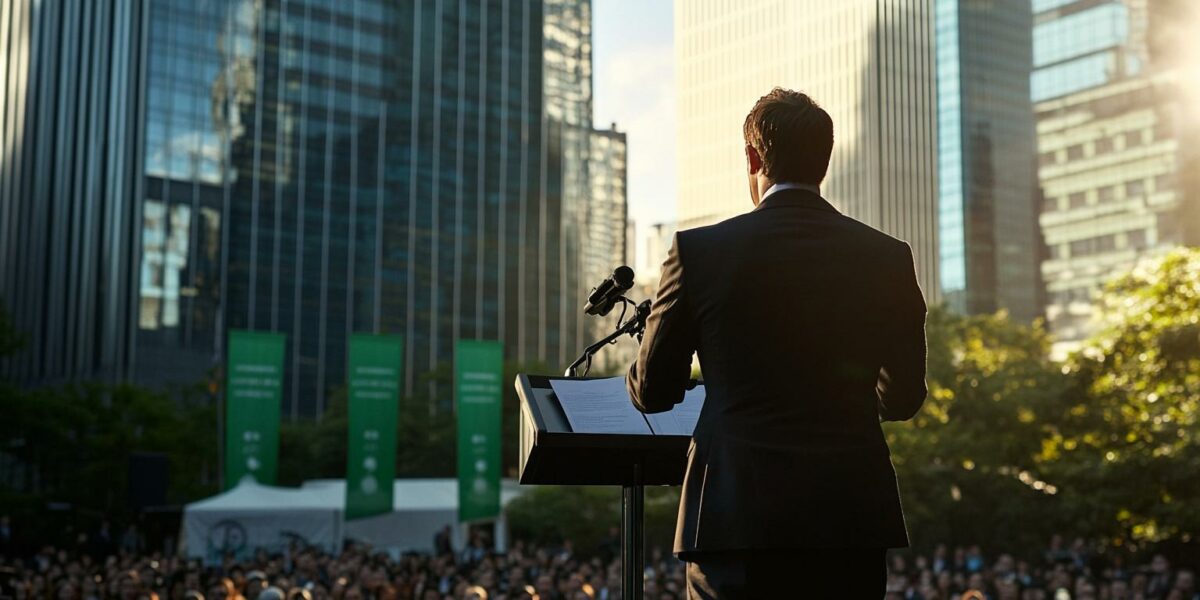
top-left (613, 266), bottom-right (635, 289)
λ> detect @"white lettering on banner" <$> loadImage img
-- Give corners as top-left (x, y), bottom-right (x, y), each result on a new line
top-left (355, 366), bottom-right (396, 376)
top-left (353, 391), bottom-right (392, 399)
top-left (235, 364), bottom-right (278, 374)
top-left (462, 372), bottom-right (499, 381)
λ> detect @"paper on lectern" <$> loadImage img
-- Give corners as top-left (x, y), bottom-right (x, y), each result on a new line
top-left (550, 377), bottom-right (653, 435)
top-left (549, 376), bottom-right (706, 436)
top-left (643, 385), bottom-right (705, 436)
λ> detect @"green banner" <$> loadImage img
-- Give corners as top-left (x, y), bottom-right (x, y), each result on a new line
top-left (225, 330), bottom-right (285, 489)
top-left (455, 339), bottom-right (504, 522)
top-left (345, 334), bottom-right (404, 520)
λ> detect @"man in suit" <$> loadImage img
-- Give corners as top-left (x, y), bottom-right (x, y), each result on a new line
top-left (626, 88), bottom-right (927, 598)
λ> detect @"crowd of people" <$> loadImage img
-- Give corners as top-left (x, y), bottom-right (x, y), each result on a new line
top-left (1, 521), bottom-right (1196, 600)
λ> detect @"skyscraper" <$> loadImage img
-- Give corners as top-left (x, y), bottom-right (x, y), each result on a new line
top-left (579, 126), bottom-right (630, 371)
top-left (1033, 0), bottom-right (1200, 354)
top-left (935, 0), bottom-right (1041, 321)
top-left (0, 0), bottom-right (147, 385)
top-left (2, 0), bottom-right (617, 412)
top-left (133, 0), bottom-right (605, 416)
top-left (581, 126), bottom-right (627, 335)
top-left (675, 0), bottom-right (940, 299)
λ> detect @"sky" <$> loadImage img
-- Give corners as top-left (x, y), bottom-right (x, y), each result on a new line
top-left (592, 0), bottom-right (677, 268)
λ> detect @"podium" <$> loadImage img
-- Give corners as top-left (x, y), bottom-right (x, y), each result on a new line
top-left (515, 374), bottom-right (690, 600)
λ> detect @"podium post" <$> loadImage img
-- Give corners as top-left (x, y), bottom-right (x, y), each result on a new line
top-left (622, 470), bottom-right (645, 600)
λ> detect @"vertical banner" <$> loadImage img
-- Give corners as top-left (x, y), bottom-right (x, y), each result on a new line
top-left (225, 330), bottom-right (286, 489)
top-left (455, 339), bottom-right (504, 522)
top-left (345, 334), bottom-right (404, 520)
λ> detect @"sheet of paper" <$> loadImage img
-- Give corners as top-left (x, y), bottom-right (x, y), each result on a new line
top-left (644, 385), bottom-right (706, 436)
top-left (550, 377), bottom-right (653, 435)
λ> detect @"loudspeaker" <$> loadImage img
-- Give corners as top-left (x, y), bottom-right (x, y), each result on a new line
top-left (128, 453), bottom-right (168, 510)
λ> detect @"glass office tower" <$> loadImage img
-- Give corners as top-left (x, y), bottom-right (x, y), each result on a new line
top-left (137, 0), bottom-right (601, 417)
top-left (935, 0), bottom-right (1041, 322)
top-left (1033, 0), bottom-right (1200, 356)
top-left (0, 0), bottom-right (147, 385)
top-left (582, 126), bottom-right (629, 367)
top-left (675, 0), bottom-right (940, 300)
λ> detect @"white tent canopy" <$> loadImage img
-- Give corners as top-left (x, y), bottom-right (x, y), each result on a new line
top-left (182, 477), bottom-right (523, 563)
top-left (183, 477), bottom-right (344, 564)
top-left (300, 479), bottom-right (524, 554)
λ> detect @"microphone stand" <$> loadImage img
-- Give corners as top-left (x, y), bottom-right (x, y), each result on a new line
top-left (563, 296), bottom-right (653, 600)
top-left (564, 298), bottom-right (651, 377)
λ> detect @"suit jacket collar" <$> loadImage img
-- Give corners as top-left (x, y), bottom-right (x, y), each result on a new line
top-left (752, 187), bottom-right (840, 214)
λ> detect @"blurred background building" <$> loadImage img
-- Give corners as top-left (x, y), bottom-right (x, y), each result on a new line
top-left (1, 0), bottom-right (626, 417)
top-left (636, 221), bottom-right (677, 289)
top-left (935, 0), bottom-right (1043, 322)
top-left (674, 0), bottom-right (941, 301)
top-left (1033, 0), bottom-right (1200, 356)
top-left (0, 0), bottom-right (147, 385)
top-left (7, 0), bottom-right (1200, 393)
top-left (581, 126), bottom-right (629, 344)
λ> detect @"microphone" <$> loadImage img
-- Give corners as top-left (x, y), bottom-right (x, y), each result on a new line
top-left (584, 266), bottom-right (635, 316)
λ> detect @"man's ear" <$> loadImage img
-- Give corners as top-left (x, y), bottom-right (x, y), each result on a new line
top-left (745, 144), bottom-right (762, 175)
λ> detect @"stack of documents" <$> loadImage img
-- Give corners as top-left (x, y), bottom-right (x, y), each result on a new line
top-left (548, 376), bottom-right (705, 436)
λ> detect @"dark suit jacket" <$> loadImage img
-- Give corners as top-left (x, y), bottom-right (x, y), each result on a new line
top-left (626, 188), bottom-right (927, 557)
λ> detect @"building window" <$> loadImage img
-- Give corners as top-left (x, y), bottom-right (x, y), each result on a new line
top-left (1044, 196), bottom-right (1060, 212)
top-left (1068, 191), bottom-right (1088, 209)
top-left (1039, 151), bottom-right (1058, 166)
top-left (1094, 137), bottom-right (1113, 154)
top-left (1154, 116), bottom-right (1174, 142)
top-left (1127, 229), bottom-right (1146, 249)
top-left (1122, 131), bottom-right (1144, 148)
top-left (1066, 144), bottom-right (1085, 160)
top-left (1097, 185), bottom-right (1116, 203)
top-left (1069, 234), bottom-right (1117, 258)
top-left (1154, 173), bottom-right (1173, 192)
top-left (1125, 179), bottom-right (1145, 198)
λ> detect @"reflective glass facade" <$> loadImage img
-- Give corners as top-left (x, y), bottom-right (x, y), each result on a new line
top-left (1034, 0), bottom-right (1200, 355)
top-left (1031, 2), bottom-right (1136, 102)
top-left (136, 0), bottom-right (229, 388)
top-left (935, 0), bottom-right (1041, 321)
top-left (138, 0), bottom-right (599, 417)
top-left (675, 0), bottom-right (940, 300)
top-left (583, 127), bottom-right (628, 348)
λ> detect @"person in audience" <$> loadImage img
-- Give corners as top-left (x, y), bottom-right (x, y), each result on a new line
top-left (3, 531), bottom-right (1199, 600)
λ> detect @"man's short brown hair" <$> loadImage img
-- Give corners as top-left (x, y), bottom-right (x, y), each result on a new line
top-left (743, 88), bottom-right (834, 185)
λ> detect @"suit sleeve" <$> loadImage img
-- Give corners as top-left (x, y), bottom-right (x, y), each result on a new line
top-left (877, 242), bottom-right (928, 422)
top-left (626, 233), bottom-right (699, 414)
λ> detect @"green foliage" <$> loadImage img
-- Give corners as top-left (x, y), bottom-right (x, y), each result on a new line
top-left (506, 485), bottom-right (680, 556)
top-left (886, 307), bottom-right (1065, 550)
top-left (887, 249), bottom-right (1200, 552)
top-left (506, 485), bottom-right (621, 554)
top-left (1041, 249), bottom-right (1200, 545)
top-left (278, 388), bottom-right (348, 485)
top-left (0, 380), bottom-right (218, 534)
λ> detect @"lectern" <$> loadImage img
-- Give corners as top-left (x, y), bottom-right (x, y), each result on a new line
top-left (515, 374), bottom-right (690, 600)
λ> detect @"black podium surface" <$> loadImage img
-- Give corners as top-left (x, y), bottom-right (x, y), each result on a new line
top-left (515, 374), bottom-right (691, 487)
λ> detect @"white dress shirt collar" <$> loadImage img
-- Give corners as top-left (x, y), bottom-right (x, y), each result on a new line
top-left (761, 181), bottom-right (820, 203)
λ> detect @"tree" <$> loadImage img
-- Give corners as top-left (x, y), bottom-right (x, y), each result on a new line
top-left (1040, 249), bottom-right (1200, 545)
top-left (885, 307), bottom-right (1066, 550)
